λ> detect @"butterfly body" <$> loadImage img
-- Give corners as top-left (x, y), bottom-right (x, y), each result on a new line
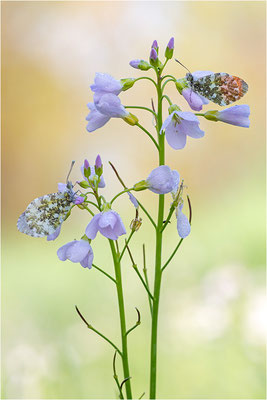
top-left (17, 182), bottom-right (75, 237)
top-left (186, 72), bottom-right (248, 106)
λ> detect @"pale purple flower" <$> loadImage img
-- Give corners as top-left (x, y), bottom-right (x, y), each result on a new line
top-left (128, 192), bottom-right (139, 209)
top-left (176, 203), bottom-right (191, 238)
top-left (161, 111), bottom-right (204, 150)
top-left (57, 239), bottom-right (94, 269)
top-left (206, 105), bottom-right (250, 127)
top-left (146, 165), bottom-right (178, 194)
top-left (47, 226), bottom-right (61, 241)
top-left (182, 88), bottom-right (209, 111)
top-left (86, 103), bottom-right (110, 132)
top-left (94, 93), bottom-right (129, 118)
top-left (86, 210), bottom-right (126, 241)
top-left (90, 73), bottom-right (122, 97)
top-left (74, 196), bottom-right (85, 205)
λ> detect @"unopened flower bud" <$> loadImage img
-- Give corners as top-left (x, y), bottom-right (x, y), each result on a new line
top-left (123, 113), bottom-right (139, 126)
top-left (95, 154), bottom-right (103, 177)
top-left (83, 159), bottom-right (91, 178)
top-left (129, 59), bottom-right (151, 71)
top-left (149, 48), bottom-right (158, 66)
top-left (151, 40), bottom-right (159, 53)
top-left (120, 78), bottom-right (136, 91)
top-left (165, 37), bottom-right (174, 60)
top-left (78, 180), bottom-right (90, 189)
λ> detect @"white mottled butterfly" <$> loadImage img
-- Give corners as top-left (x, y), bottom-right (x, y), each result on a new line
top-left (17, 162), bottom-right (76, 238)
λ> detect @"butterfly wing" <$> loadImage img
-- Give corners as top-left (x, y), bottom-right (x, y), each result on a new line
top-left (192, 73), bottom-right (248, 106)
top-left (17, 192), bottom-right (73, 237)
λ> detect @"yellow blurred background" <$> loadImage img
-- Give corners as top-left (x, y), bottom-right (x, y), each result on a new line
top-left (2, 1), bottom-right (266, 399)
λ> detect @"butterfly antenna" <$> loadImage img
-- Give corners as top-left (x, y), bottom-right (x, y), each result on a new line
top-left (66, 160), bottom-right (75, 183)
top-left (175, 59), bottom-right (192, 74)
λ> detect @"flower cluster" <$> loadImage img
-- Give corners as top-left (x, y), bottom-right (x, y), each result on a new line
top-left (86, 39), bottom-right (249, 150)
top-left (86, 73), bottom-right (138, 132)
top-left (56, 161), bottom-right (190, 270)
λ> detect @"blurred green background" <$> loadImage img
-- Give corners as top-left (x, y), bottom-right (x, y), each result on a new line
top-left (2, 1), bottom-right (266, 399)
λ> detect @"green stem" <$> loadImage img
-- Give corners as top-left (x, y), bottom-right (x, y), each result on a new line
top-left (137, 201), bottom-right (157, 230)
top-left (125, 105), bottom-right (157, 119)
top-left (161, 239), bottom-right (183, 272)
top-left (82, 205), bottom-right (95, 216)
top-left (160, 94), bottom-right (172, 106)
top-left (161, 78), bottom-right (175, 92)
top-left (132, 264), bottom-right (154, 301)
top-left (119, 231), bottom-right (135, 261)
top-left (109, 240), bottom-right (132, 399)
top-left (161, 74), bottom-right (176, 81)
top-left (143, 244), bottom-right (153, 316)
top-left (110, 188), bottom-right (134, 205)
top-left (75, 306), bottom-right (122, 357)
top-left (92, 263), bottom-right (117, 284)
top-left (149, 74), bottom-right (165, 399)
top-left (135, 76), bottom-right (158, 89)
top-left (136, 123), bottom-right (159, 150)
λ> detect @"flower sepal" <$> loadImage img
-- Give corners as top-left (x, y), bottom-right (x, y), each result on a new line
top-left (175, 78), bottom-right (189, 94)
top-left (203, 110), bottom-right (219, 122)
top-left (168, 104), bottom-right (181, 114)
top-left (133, 180), bottom-right (149, 192)
top-left (120, 78), bottom-right (136, 91)
top-left (81, 234), bottom-right (91, 244)
top-left (123, 113), bottom-right (139, 126)
top-left (78, 180), bottom-right (90, 189)
top-left (129, 59), bottom-right (151, 71)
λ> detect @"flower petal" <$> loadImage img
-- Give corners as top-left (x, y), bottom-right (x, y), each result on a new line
top-left (160, 112), bottom-right (175, 134)
top-left (94, 93), bottom-right (128, 118)
top-left (80, 247), bottom-right (94, 269)
top-left (128, 192), bottom-right (139, 209)
top-left (99, 211), bottom-right (117, 229)
top-left (147, 165), bottom-right (177, 194)
top-left (182, 88), bottom-right (206, 111)
top-left (66, 240), bottom-right (91, 263)
top-left (57, 241), bottom-right (76, 261)
top-left (85, 213), bottom-right (102, 239)
top-left (177, 206), bottom-right (191, 238)
top-left (90, 73), bottom-right (122, 95)
top-left (217, 105), bottom-right (250, 127)
top-left (165, 126), bottom-right (187, 150)
top-left (86, 103), bottom-right (110, 132)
